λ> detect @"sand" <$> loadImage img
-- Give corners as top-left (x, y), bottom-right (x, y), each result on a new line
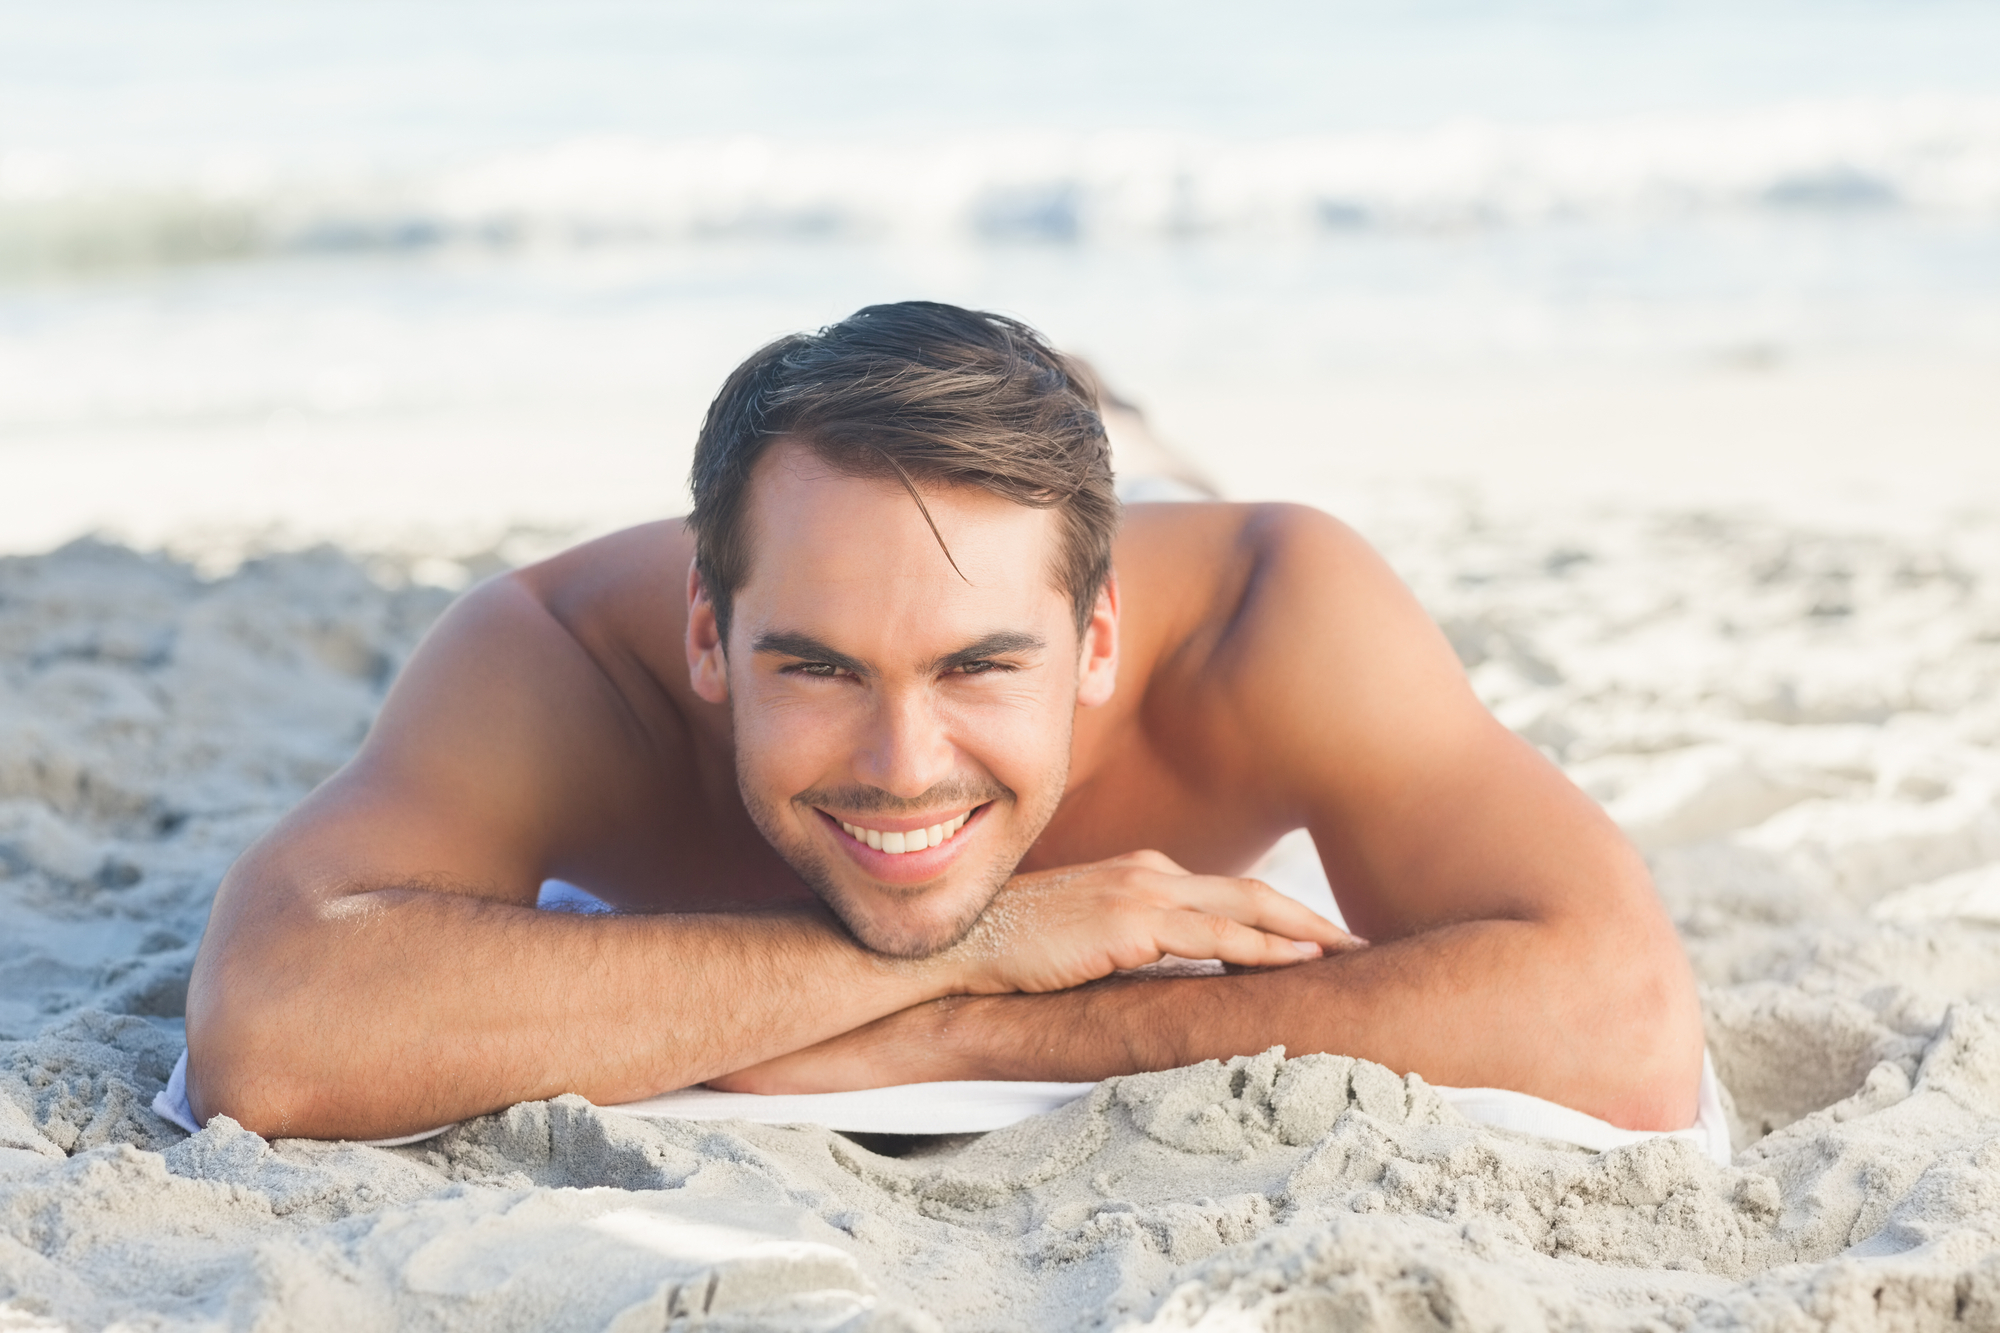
top-left (5, 496), bottom-right (2000, 1331)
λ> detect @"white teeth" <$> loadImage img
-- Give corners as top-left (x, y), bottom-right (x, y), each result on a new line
top-left (838, 808), bottom-right (976, 853)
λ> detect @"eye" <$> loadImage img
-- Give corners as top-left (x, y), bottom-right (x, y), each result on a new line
top-left (787, 662), bottom-right (843, 678)
top-left (956, 660), bottom-right (1008, 675)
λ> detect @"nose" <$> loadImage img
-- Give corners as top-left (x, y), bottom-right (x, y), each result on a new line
top-left (854, 685), bottom-right (957, 800)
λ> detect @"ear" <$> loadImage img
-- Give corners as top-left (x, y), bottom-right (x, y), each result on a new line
top-left (1075, 570), bottom-right (1120, 709)
top-left (686, 560), bottom-right (730, 704)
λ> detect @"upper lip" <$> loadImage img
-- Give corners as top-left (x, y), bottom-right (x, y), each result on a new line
top-left (817, 806), bottom-right (979, 835)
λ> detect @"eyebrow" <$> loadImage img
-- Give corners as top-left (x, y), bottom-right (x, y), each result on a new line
top-left (933, 631), bottom-right (1046, 673)
top-left (751, 631), bottom-right (870, 675)
top-left (749, 629), bottom-right (1047, 677)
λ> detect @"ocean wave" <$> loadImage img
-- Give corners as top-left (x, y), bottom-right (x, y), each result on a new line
top-left (4, 98), bottom-right (1998, 271)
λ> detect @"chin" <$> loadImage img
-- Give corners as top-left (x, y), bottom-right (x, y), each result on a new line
top-left (738, 783), bottom-right (1044, 959)
top-left (838, 891), bottom-right (986, 959)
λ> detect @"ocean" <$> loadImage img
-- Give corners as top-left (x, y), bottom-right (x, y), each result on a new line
top-left (4, 0), bottom-right (1998, 555)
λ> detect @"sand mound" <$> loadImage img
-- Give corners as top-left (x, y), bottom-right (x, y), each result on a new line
top-left (5, 501), bottom-right (2000, 1330)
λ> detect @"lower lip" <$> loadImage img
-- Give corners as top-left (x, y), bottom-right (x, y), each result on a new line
top-left (817, 804), bottom-right (988, 883)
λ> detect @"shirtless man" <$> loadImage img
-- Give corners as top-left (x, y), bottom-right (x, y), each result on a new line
top-left (185, 301), bottom-right (1703, 1142)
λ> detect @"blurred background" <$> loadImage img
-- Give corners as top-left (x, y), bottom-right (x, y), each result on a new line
top-left (4, 0), bottom-right (1998, 568)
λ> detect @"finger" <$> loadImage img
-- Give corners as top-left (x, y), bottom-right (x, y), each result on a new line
top-left (1148, 909), bottom-right (1338, 969)
top-left (1139, 871), bottom-right (1364, 948)
top-left (1228, 881), bottom-right (1369, 948)
top-left (1110, 848), bottom-right (1188, 876)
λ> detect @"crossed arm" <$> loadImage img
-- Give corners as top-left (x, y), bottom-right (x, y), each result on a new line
top-left (185, 511), bottom-right (1704, 1140)
top-left (192, 829), bottom-right (1696, 1141)
top-left (712, 734), bottom-right (1702, 1133)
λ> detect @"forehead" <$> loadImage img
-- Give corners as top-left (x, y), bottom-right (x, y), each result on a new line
top-left (734, 440), bottom-right (1066, 636)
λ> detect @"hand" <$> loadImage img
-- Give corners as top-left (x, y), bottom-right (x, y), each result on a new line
top-left (939, 849), bottom-right (1362, 996)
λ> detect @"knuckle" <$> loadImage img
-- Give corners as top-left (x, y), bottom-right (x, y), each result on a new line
top-left (1111, 872), bottom-right (1162, 903)
top-left (1105, 888), bottom-right (1148, 916)
top-left (1196, 912), bottom-right (1237, 942)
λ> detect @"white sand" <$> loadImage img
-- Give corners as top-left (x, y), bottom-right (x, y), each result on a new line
top-left (6, 494), bottom-right (2000, 1330)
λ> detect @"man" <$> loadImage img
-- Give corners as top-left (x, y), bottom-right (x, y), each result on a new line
top-left (186, 302), bottom-right (1703, 1143)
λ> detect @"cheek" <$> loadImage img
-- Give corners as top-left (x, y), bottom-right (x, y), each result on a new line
top-left (946, 683), bottom-right (1074, 788)
top-left (731, 683), bottom-right (860, 791)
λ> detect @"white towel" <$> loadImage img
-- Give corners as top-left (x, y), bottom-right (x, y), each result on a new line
top-left (155, 874), bottom-right (1732, 1165)
top-left (583, 1055), bottom-right (1732, 1163)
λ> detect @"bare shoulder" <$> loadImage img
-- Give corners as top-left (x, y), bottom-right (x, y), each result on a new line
top-left (361, 517), bottom-right (701, 836)
top-left (1117, 501), bottom-right (1386, 619)
top-left (218, 522), bottom-right (702, 912)
top-left (1120, 500), bottom-right (1444, 688)
top-left (385, 522), bottom-right (687, 741)
top-left (513, 519), bottom-right (695, 653)
top-left (1123, 501), bottom-right (1486, 810)
top-left (421, 518), bottom-right (697, 750)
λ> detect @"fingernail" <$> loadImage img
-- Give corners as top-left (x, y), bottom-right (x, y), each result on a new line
top-left (1293, 940), bottom-right (1322, 957)
top-left (1347, 936), bottom-right (1370, 947)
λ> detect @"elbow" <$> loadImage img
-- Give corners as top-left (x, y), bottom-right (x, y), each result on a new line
top-left (184, 995), bottom-right (333, 1139)
top-left (187, 1046), bottom-right (321, 1141)
top-left (1596, 1006), bottom-right (1705, 1135)
top-left (187, 1021), bottom-right (441, 1142)
top-left (1576, 917), bottom-right (1706, 1133)
top-left (184, 947), bottom-right (337, 1139)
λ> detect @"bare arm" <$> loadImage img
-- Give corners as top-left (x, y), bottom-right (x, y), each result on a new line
top-left (184, 573), bottom-right (963, 1139)
top-left (193, 853), bottom-right (963, 1141)
top-left (716, 832), bottom-right (1693, 1130)
top-left (1249, 505), bottom-right (1703, 1127)
top-left (192, 844), bottom-right (1346, 1141)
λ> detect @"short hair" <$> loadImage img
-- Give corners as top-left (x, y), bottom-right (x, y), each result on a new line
top-left (686, 301), bottom-right (1119, 644)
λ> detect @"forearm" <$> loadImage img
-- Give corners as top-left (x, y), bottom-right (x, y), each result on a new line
top-left (186, 884), bottom-right (944, 1140)
top-left (929, 915), bottom-right (1703, 1130)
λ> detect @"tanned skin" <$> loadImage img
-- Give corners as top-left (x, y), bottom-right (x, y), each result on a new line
top-left (186, 442), bottom-right (1704, 1142)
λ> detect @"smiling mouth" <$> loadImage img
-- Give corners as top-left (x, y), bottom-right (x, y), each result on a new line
top-left (831, 809), bottom-right (976, 855)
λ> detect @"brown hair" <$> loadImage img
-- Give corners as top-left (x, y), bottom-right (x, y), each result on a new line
top-left (686, 301), bottom-right (1119, 643)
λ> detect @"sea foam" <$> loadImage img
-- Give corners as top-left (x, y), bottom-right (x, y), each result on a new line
top-left (5, 97), bottom-right (1999, 272)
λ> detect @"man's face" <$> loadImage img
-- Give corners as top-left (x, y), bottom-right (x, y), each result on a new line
top-left (688, 441), bottom-right (1114, 958)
